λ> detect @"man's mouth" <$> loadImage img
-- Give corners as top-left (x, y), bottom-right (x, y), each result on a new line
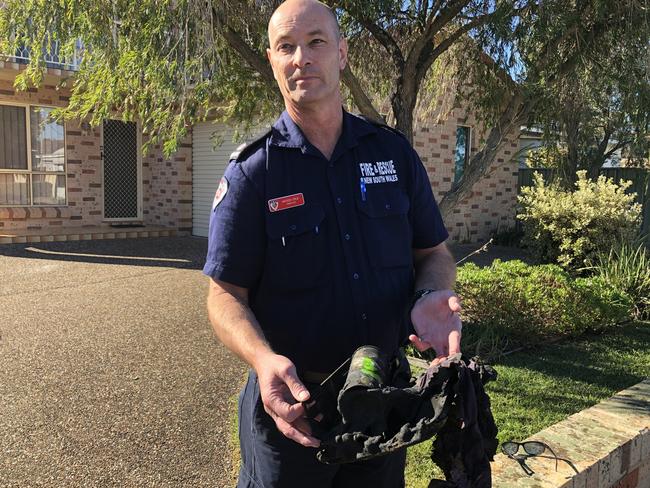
top-left (293, 76), bottom-right (318, 83)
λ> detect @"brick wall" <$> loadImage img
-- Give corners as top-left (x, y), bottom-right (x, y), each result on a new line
top-left (491, 379), bottom-right (650, 488)
top-left (141, 137), bottom-right (193, 233)
top-left (414, 106), bottom-right (520, 243)
top-left (0, 62), bottom-right (191, 234)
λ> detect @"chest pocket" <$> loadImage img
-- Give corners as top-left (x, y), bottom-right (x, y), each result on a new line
top-left (356, 188), bottom-right (412, 268)
top-left (265, 203), bottom-right (327, 290)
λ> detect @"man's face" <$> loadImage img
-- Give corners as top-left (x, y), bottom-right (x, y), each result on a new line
top-left (267, 1), bottom-right (347, 110)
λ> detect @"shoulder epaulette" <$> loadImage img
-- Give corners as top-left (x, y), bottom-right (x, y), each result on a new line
top-left (353, 113), bottom-right (408, 140)
top-left (229, 128), bottom-right (273, 162)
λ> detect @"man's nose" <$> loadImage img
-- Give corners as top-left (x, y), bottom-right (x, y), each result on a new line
top-left (292, 45), bottom-right (311, 67)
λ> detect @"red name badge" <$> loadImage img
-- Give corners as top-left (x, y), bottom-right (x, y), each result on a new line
top-left (268, 193), bottom-right (305, 212)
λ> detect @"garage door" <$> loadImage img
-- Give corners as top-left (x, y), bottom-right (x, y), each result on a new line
top-left (192, 122), bottom-right (240, 237)
top-left (192, 122), bottom-right (269, 237)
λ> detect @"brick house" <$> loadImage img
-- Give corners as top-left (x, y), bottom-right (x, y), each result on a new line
top-left (413, 109), bottom-right (521, 242)
top-left (0, 58), bottom-right (519, 244)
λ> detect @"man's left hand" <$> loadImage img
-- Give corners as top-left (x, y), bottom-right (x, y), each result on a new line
top-left (409, 290), bottom-right (462, 364)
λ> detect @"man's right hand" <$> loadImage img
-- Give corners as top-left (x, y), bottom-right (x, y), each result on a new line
top-left (255, 353), bottom-right (321, 448)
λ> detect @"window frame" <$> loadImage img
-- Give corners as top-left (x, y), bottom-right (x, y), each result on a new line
top-left (0, 100), bottom-right (68, 207)
top-left (454, 125), bottom-right (472, 184)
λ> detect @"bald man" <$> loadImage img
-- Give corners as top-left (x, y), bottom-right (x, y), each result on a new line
top-left (204, 1), bottom-right (461, 486)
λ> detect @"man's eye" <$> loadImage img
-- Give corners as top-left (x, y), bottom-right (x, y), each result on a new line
top-left (311, 39), bottom-right (325, 45)
top-left (278, 43), bottom-right (293, 51)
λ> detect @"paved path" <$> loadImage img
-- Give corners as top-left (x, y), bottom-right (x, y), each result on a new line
top-left (0, 237), bottom-right (246, 487)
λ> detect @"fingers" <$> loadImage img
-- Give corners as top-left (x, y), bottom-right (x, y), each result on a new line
top-left (430, 354), bottom-right (447, 367)
top-left (448, 328), bottom-right (461, 356)
top-left (265, 393), bottom-right (305, 423)
top-left (272, 414), bottom-right (320, 448)
top-left (448, 294), bottom-right (462, 313)
top-left (279, 365), bottom-right (310, 403)
top-left (409, 334), bottom-right (432, 352)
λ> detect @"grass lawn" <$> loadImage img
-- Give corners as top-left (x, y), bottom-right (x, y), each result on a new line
top-left (405, 321), bottom-right (650, 487)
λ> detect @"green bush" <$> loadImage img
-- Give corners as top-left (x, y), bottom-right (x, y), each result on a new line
top-left (455, 260), bottom-right (633, 358)
top-left (589, 241), bottom-right (650, 319)
top-left (517, 170), bottom-right (642, 269)
top-left (573, 276), bottom-right (635, 330)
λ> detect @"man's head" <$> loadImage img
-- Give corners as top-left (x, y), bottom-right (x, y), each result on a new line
top-left (266, 0), bottom-right (347, 112)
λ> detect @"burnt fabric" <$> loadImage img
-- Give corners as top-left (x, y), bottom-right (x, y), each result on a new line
top-left (312, 354), bottom-right (498, 488)
top-left (430, 357), bottom-right (498, 488)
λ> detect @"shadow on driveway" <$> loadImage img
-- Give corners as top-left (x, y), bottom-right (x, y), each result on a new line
top-left (0, 236), bottom-right (209, 270)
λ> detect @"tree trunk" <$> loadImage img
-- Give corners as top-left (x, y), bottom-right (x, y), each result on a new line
top-left (341, 66), bottom-right (384, 123)
top-left (392, 95), bottom-right (415, 144)
top-left (391, 68), bottom-right (418, 143)
top-left (588, 131), bottom-right (612, 179)
top-left (562, 111), bottom-right (580, 188)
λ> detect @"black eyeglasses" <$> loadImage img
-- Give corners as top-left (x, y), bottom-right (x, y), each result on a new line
top-left (501, 441), bottom-right (558, 475)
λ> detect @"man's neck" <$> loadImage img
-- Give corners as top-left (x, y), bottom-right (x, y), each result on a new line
top-left (286, 103), bottom-right (343, 161)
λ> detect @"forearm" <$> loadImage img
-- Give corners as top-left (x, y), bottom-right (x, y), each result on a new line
top-left (206, 279), bottom-right (273, 372)
top-left (413, 243), bottom-right (457, 291)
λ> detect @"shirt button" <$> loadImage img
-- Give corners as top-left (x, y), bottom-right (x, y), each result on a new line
top-left (361, 313), bottom-right (367, 320)
top-left (344, 233), bottom-right (351, 240)
top-left (289, 224), bottom-right (297, 231)
top-left (385, 204), bottom-right (391, 210)
top-left (336, 197), bottom-right (343, 204)
top-left (353, 273), bottom-right (360, 280)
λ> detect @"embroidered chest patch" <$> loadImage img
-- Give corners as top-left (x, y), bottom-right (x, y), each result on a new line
top-left (359, 160), bottom-right (399, 184)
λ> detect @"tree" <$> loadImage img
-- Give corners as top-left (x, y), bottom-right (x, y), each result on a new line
top-left (1, 1), bottom-right (646, 218)
top-left (526, 13), bottom-right (650, 186)
top-left (439, 0), bottom-right (650, 211)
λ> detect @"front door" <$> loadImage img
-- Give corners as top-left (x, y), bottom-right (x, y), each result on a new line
top-left (102, 120), bottom-right (141, 220)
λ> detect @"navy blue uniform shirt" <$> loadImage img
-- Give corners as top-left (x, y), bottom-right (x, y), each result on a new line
top-left (203, 110), bottom-right (448, 373)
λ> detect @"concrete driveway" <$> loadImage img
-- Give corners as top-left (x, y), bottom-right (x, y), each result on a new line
top-left (0, 237), bottom-right (246, 487)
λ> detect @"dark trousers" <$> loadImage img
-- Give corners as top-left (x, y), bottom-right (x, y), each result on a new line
top-left (237, 371), bottom-right (406, 488)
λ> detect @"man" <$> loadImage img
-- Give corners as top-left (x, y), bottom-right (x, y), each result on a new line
top-left (203, 0), bottom-right (462, 486)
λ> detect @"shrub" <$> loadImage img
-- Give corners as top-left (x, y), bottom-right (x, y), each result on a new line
top-left (455, 260), bottom-right (632, 358)
top-left (589, 241), bottom-right (650, 320)
top-left (573, 276), bottom-right (634, 331)
top-left (517, 171), bottom-right (642, 269)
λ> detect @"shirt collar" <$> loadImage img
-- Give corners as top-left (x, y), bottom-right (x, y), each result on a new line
top-left (270, 109), bottom-right (377, 159)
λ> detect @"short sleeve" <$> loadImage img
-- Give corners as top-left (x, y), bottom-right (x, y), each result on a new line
top-left (409, 149), bottom-right (449, 248)
top-left (202, 162), bottom-right (266, 287)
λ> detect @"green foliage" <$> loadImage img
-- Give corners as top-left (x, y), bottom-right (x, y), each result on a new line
top-left (529, 4), bottom-right (650, 181)
top-left (573, 276), bottom-right (634, 331)
top-left (0, 0), bottom-right (282, 154)
top-left (455, 260), bottom-right (632, 358)
top-left (2, 0), bottom-right (645, 162)
top-left (517, 171), bottom-right (642, 269)
top-left (525, 145), bottom-right (567, 169)
top-left (589, 241), bottom-right (650, 320)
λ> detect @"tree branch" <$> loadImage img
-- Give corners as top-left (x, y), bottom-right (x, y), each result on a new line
top-left (212, 7), bottom-right (277, 88)
top-left (341, 64), bottom-right (383, 121)
top-left (428, 0), bottom-right (471, 40)
top-left (405, 0), bottom-right (470, 81)
top-left (604, 139), bottom-right (633, 158)
top-left (344, 9), bottom-right (405, 71)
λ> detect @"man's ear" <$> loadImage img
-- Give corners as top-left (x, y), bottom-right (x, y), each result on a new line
top-left (338, 37), bottom-right (348, 71)
top-left (267, 48), bottom-right (278, 81)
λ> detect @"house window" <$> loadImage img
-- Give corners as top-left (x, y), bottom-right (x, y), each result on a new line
top-left (0, 104), bottom-right (66, 206)
top-left (454, 126), bottom-right (471, 183)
